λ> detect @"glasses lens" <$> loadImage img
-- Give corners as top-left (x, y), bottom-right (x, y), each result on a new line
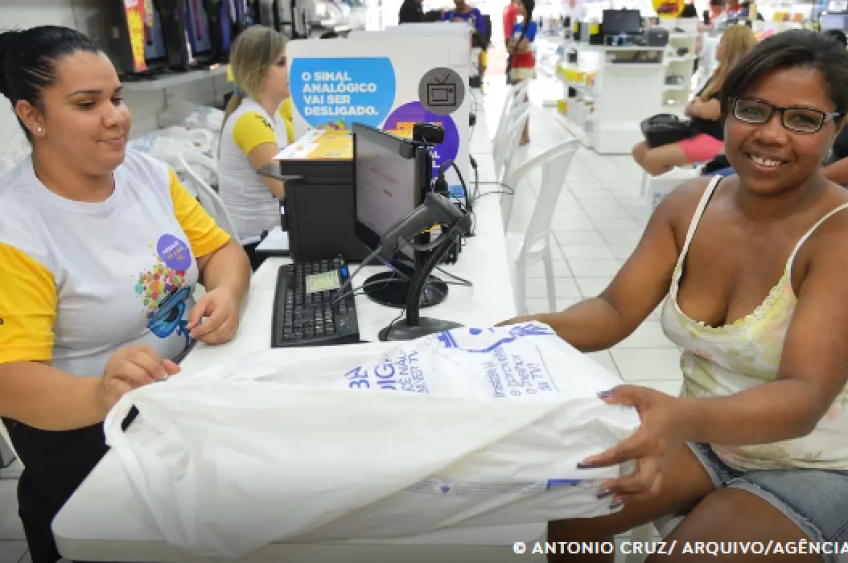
top-left (734, 99), bottom-right (771, 123)
top-left (783, 109), bottom-right (825, 133)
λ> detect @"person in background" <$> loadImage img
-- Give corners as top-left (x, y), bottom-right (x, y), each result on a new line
top-left (0, 25), bottom-right (251, 563)
top-left (442, 0), bottom-right (487, 39)
top-left (633, 24), bottom-right (756, 176)
top-left (278, 96), bottom-right (295, 144)
top-left (399, 0), bottom-right (424, 24)
top-left (680, 3), bottom-right (697, 18)
top-left (819, 29), bottom-right (848, 186)
top-left (703, 0), bottom-right (724, 24)
top-left (506, 0), bottom-right (536, 145)
top-left (503, 30), bottom-right (848, 557)
top-left (738, 1), bottom-right (764, 21)
top-left (503, 1), bottom-right (517, 45)
top-left (218, 27), bottom-right (290, 271)
top-left (424, 9), bottom-right (445, 21)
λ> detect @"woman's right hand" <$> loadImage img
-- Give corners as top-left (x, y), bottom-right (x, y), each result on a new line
top-left (98, 345), bottom-right (180, 413)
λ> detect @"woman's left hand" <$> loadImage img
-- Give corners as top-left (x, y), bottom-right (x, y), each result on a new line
top-left (187, 288), bottom-right (240, 345)
top-left (579, 385), bottom-right (692, 505)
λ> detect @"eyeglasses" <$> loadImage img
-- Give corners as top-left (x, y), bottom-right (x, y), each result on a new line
top-left (731, 98), bottom-right (842, 134)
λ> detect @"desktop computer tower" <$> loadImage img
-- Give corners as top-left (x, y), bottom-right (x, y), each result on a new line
top-left (279, 158), bottom-right (372, 263)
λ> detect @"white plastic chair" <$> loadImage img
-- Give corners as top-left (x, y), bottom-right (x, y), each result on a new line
top-left (504, 140), bottom-right (581, 314)
top-left (186, 165), bottom-right (241, 243)
top-left (492, 81), bottom-right (530, 164)
top-left (0, 419), bottom-right (20, 470)
top-left (495, 102), bottom-right (531, 185)
top-left (155, 153), bottom-right (241, 243)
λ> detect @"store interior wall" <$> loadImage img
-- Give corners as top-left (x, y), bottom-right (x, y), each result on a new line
top-left (0, 0), bottom-right (231, 145)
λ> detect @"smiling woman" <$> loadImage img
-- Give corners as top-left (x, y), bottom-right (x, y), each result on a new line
top-left (499, 30), bottom-right (848, 562)
top-left (0, 26), bottom-right (251, 563)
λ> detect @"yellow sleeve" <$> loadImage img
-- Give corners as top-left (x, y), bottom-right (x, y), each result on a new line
top-left (0, 243), bottom-right (56, 364)
top-left (169, 170), bottom-right (231, 258)
top-left (232, 111), bottom-right (278, 155)
top-left (279, 98), bottom-right (295, 144)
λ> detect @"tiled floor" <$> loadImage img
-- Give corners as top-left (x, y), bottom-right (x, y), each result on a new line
top-left (0, 79), bottom-right (675, 563)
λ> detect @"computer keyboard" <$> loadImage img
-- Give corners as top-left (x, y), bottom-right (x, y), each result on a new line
top-left (271, 256), bottom-right (361, 348)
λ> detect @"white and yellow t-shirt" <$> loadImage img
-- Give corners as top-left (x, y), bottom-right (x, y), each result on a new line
top-left (0, 150), bottom-right (230, 377)
top-left (218, 98), bottom-right (289, 244)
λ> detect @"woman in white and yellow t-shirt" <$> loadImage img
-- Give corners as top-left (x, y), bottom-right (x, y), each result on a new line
top-left (0, 26), bottom-right (252, 563)
top-left (218, 26), bottom-right (290, 270)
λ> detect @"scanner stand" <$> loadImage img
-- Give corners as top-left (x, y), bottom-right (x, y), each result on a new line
top-left (376, 195), bottom-right (473, 341)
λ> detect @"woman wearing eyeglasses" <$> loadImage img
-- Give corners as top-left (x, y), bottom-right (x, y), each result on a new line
top-left (501, 30), bottom-right (848, 558)
top-left (633, 25), bottom-right (756, 176)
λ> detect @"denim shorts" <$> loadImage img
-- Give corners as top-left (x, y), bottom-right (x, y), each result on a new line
top-left (689, 443), bottom-right (848, 563)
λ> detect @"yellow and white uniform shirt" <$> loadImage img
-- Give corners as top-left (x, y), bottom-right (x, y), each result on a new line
top-left (0, 150), bottom-right (230, 377)
top-left (218, 98), bottom-right (289, 245)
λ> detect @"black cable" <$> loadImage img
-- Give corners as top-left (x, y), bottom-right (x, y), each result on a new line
top-left (435, 266), bottom-right (472, 287)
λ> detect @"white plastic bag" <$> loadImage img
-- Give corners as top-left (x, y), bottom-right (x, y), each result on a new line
top-left (128, 129), bottom-right (219, 195)
top-left (105, 322), bottom-right (640, 559)
top-left (156, 100), bottom-right (225, 133)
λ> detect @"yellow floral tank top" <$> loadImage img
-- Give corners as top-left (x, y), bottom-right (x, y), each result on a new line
top-left (660, 176), bottom-right (848, 471)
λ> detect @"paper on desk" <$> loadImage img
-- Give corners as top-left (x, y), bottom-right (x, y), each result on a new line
top-left (273, 142), bottom-right (319, 161)
top-left (256, 228), bottom-right (289, 252)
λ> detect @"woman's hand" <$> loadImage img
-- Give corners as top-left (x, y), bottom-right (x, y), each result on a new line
top-left (187, 288), bottom-right (240, 344)
top-left (579, 385), bottom-right (692, 506)
top-left (99, 345), bottom-right (179, 412)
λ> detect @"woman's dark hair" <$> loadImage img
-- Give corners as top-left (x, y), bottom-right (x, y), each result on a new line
top-left (720, 29), bottom-right (848, 119)
top-left (709, 0), bottom-right (724, 6)
top-left (0, 26), bottom-right (101, 138)
top-left (823, 29), bottom-right (848, 48)
top-left (680, 3), bottom-right (697, 17)
top-left (519, 0), bottom-right (535, 23)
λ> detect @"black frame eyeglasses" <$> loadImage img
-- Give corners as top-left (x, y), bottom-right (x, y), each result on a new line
top-left (731, 98), bottom-right (843, 134)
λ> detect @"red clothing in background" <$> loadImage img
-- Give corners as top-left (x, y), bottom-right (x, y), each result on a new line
top-left (503, 4), bottom-right (517, 41)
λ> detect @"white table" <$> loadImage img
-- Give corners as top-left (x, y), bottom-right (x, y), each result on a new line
top-left (53, 139), bottom-right (546, 561)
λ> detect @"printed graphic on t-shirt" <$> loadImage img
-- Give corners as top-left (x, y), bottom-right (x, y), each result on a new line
top-left (135, 234), bottom-right (193, 345)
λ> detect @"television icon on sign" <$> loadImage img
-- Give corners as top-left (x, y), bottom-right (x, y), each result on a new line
top-left (426, 76), bottom-right (457, 107)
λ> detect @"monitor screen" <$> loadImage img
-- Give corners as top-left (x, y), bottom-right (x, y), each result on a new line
top-left (186, 0), bottom-right (213, 55)
top-left (353, 123), bottom-right (422, 260)
top-left (145, 5), bottom-right (169, 62)
top-left (820, 13), bottom-right (848, 32)
top-left (602, 9), bottom-right (641, 35)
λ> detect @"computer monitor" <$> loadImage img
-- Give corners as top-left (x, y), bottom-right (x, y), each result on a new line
top-left (257, 0), bottom-right (281, 29)
top-left (145, 6), bottom-right (170, 65)
top-left (98, 0), bottom-right (170, 76)
top-left (186, 0), bottom-right (215, 63)
top-left (158, 0), bottom-right (194, 70)
top-left (205, 0), bottom-right (233, 61)
top-left (820, 12), bottom-right (848, 33)
top-left (352, 123), bottom-right (447, 309)
top-left (602, 9), bottom-right (641, 36)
